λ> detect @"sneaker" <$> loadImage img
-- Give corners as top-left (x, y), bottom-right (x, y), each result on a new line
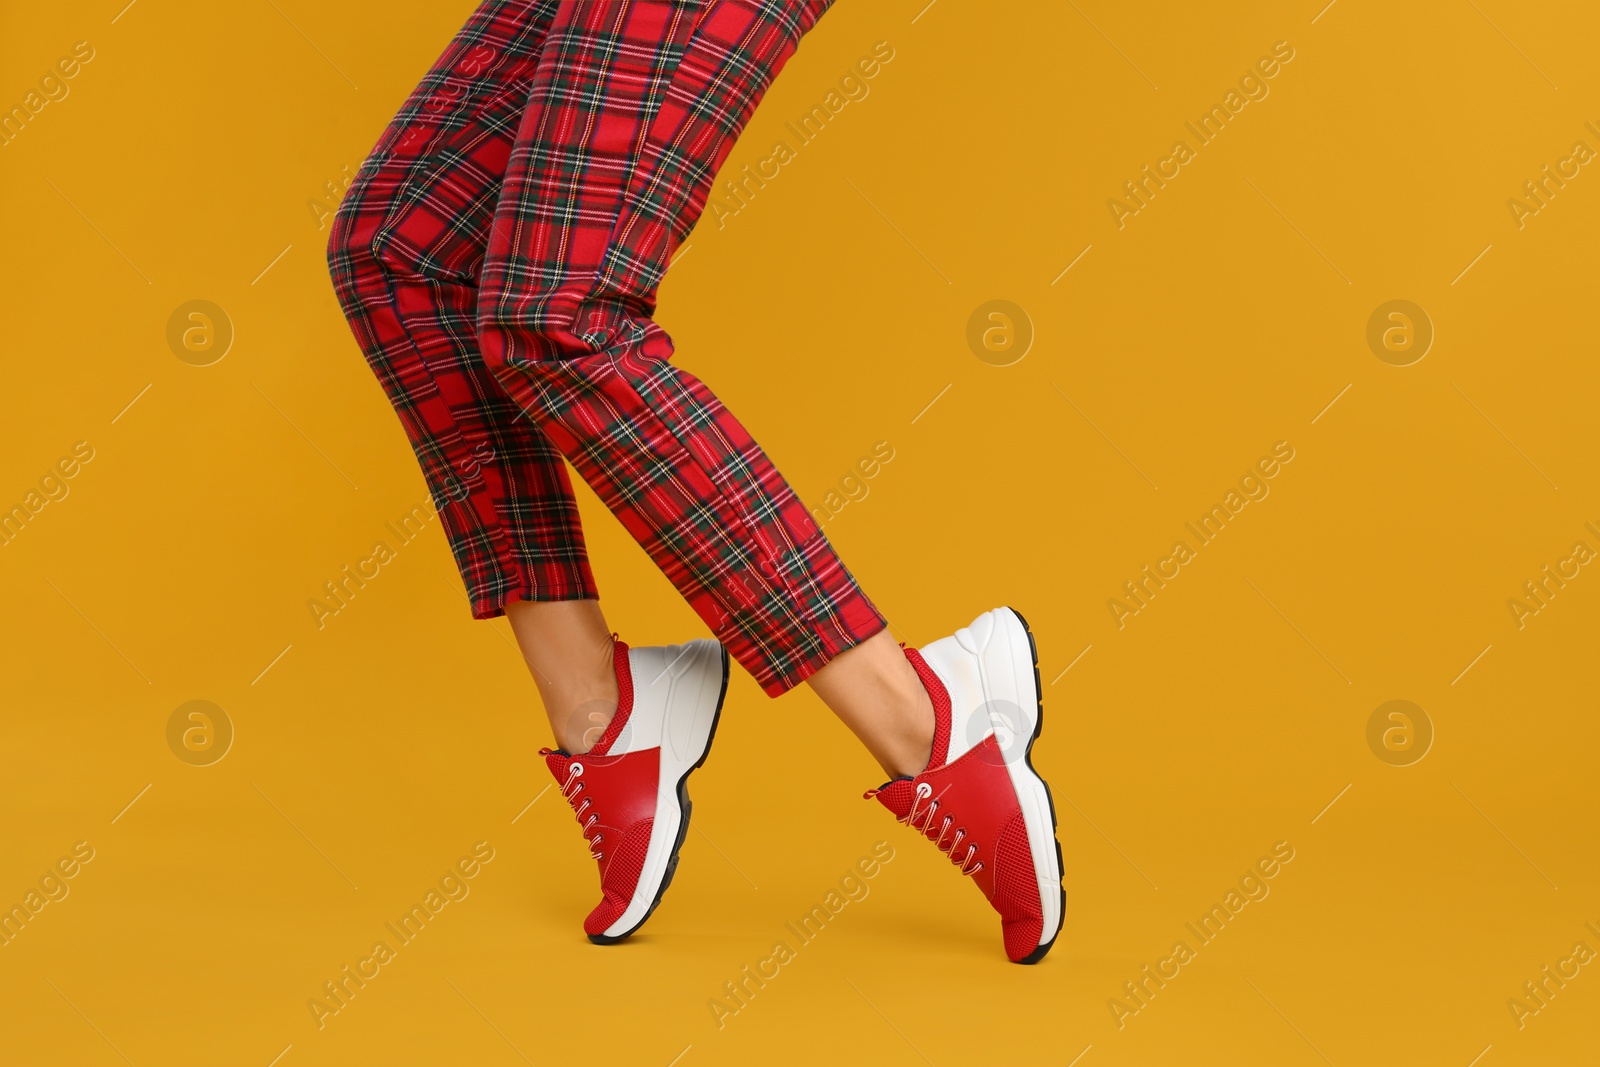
top-left (541, 636), bottom-right (729, 943)
top-left (866, 607), bottom-right (1064, 963)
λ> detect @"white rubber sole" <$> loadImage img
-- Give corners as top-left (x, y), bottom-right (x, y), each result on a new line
top-left (951, 607), bottom-right (1064, 959)
top-left (596, 639), bottom-right (729, 942)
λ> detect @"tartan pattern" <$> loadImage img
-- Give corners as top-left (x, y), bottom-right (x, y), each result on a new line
top-left (328, 0), bottom-right (597, 610)
top-left (330, 0), bottom-right (885, 696)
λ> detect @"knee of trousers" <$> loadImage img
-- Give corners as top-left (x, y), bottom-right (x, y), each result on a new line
top-left (325, 199), bottom-right (373, 309)
top-left (325, 168), bottom-right (485, 304)
top-left (476, 287), bottom-right (658, 372)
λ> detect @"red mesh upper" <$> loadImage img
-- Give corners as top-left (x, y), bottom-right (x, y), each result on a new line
top-left (993, 809), bottom-right (1045, 962)
top-left (871, 777), bottom-right (914, 820)
top-left (584, 816), bottom-right (653, 936)
top-left (903, 646), bottom-right (951, 770)
top-left (868, 738), bottom-right (1046, 962)
top-left (545, 743), bottom-right (660, 938)
top-left (587, 636), bottom-right (633, 756)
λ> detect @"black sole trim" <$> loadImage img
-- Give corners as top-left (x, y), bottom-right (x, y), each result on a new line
top-left (1004, 606), bottom-right (1066, 966)
top-left (588, 644), bottom-right (732, 946)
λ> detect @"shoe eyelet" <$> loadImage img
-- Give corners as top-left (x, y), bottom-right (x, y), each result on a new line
top-left (570, 763), bottom-right (584, 776)
top-left (915, 782), bottom-right (932, 799)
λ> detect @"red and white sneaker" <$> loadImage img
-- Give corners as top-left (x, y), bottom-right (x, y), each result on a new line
top-left (541, 637), bottom-right (729, 944)
top-left (867, 607), bottom-right (1064, 963)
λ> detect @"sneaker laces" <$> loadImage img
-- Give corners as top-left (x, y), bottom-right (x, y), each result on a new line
top-left (543, 751), bottom-right (603, 860)
top-left (870, 780), bottom-right (983, 876)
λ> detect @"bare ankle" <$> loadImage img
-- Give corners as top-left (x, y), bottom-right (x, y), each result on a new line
top-left (808, 627), bottom-right (940, 779)
top-left (883, 685), bottom-right (935, 778)
top-left (555, 694), bottom-right (618, 754)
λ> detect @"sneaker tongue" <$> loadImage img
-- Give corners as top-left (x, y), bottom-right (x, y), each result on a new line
top-left (870, 778), bottom-right (915, 818)
top-left (542, 748), bottom-right (572, 780)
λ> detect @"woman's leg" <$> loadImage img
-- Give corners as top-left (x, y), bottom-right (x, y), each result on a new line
top-left (467, 0), bottom-right (933, 774)
top-left (333, 0), bottom-right (931, 775)
top-left (329, 1), bottom-right (615, 752)
top-left (806, 631), bottom-right (934, 777)
top-left (476, 0), bottom-right (893, 688)
top-left (504, 599), bottom-right (618, 753)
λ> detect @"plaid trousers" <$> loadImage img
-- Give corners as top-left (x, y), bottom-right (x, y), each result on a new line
top-left (328, 0), bottom-right (884, 696)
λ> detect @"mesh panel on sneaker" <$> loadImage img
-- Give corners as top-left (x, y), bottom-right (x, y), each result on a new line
top-left (584, 816), bottom-right (654, 936)
top-left (869, 777), bottom-right (914, 815)
top-left (587, 637), bottom-right (634, 757)
top-left (993, 809), bottom-right (1045, 961)
top-left (903, 646), bottom-right (951, 768)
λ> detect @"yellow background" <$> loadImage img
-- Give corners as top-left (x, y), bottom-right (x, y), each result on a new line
top-left (3, 0), bottom-right (1598, 1063)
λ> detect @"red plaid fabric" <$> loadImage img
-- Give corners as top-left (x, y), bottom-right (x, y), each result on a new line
top-left (329, 0), bottom-right (885, 696)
